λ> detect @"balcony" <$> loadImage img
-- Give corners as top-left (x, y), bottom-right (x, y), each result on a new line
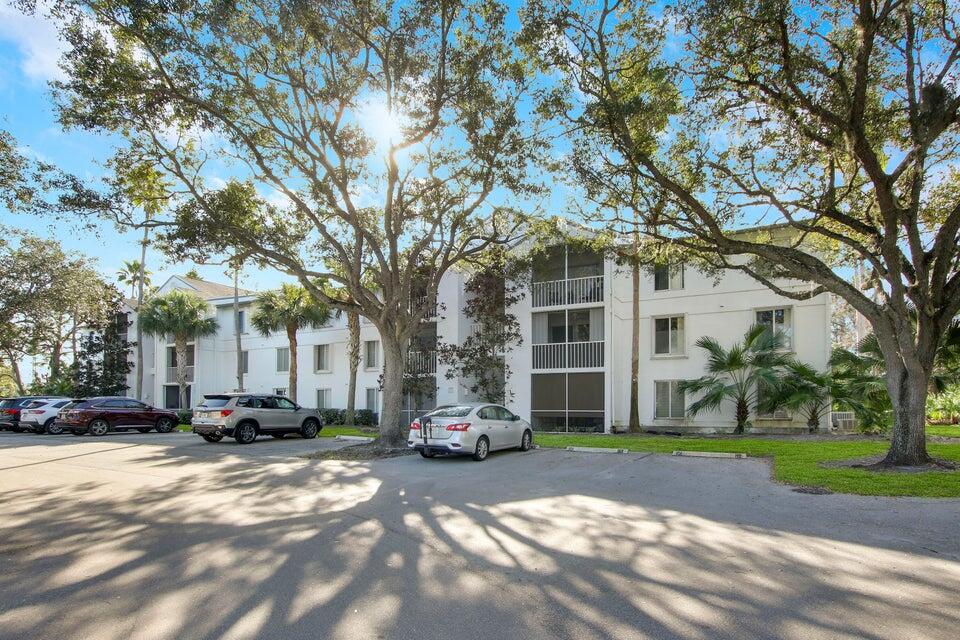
top-left (410, 295), bottom-right (437, 319)
top-left (406, 351), bottom-right (437, 375)
top-left (166, 366), bottom-right (195, 384)
top-left (531, 275), bottom-right (604, 308)
top-left (532, 341), bottom-right (604, 370)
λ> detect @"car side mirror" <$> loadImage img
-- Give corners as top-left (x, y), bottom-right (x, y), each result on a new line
top-left (512, 415), bottom-right (520, 421)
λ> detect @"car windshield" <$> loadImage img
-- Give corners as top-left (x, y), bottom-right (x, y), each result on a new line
top-left (426, 405), bottom-right (473, 418)
top-left (199, 396), bottom-right (232, 408)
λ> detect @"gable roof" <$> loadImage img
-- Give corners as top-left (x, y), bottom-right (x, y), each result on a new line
top-left (169, 275), bottom-right (255, 300)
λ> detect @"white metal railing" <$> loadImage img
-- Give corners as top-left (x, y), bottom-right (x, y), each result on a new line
top-left (166, 365), bottom-right (195, 383)
top-left (532, 341), bottom-right (604, 369)
top-left (410, 295), bottom-right (437, 318)
top-left (406, 351), bottom-right (437, 375)
top-left (531, 275), bottom-right (604, 307)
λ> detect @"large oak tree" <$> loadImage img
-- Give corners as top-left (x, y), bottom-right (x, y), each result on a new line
top-left (48, 0), bottom-right (541, 446)
top-left (523, 0), bottom-right (960, 466)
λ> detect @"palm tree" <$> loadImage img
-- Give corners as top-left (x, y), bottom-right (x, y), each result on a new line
top-left (251, 284), bottom-right (331, 403)
top-left (762, 361), bottom-right (872, 432)
top-left (138, 290), bottom-right (218, 409)
top-left (116, 260), bottom-right (151, 299)
top-left (679, 324), bottom-right (793, 434)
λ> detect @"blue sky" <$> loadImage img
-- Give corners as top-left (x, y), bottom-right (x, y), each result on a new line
top-left (0, 2), bottom-right (307, 293)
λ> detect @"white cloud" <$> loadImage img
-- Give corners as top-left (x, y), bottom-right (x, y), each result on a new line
top-left (0, 2), bottom-right (67, 83)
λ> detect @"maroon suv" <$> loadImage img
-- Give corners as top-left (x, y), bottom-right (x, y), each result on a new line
top-left (57, 397), bottom-right (180, 436)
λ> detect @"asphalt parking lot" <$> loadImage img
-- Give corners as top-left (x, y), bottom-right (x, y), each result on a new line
top-left (1, 430), bottom-right (959, 640)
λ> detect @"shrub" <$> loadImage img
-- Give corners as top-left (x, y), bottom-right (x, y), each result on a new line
top-left (317, 408), bottom-right (344, 425)
top-left (176, 409), bottom-right (193, 425)
top-left (354, 409), bottom-right (377, 426)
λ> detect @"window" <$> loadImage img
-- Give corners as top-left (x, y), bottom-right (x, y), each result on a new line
top-left (316, 388), bottom-right (332, 409)
top-left (199, 396), bottom-right (232, 408)
top-left (273, 388), bottom-right (287, 397)
top-left (261, 396), bottom-right (279, 408)
top-left (237, 396), bottom-right (261, 408)
top-left (654, 316), bottom-right (685, 356)
top-left (122, 400), bottom-right (148, 409)
top-left (365, 387), bottom-right (379, 411)
top-left (531, 372), bottom-right (604, 432)
top-left (654, 264), bottom-right (684, 291)
top-left (655, 381), bottom-right (685, 419)
top-left (166, 345), bottom-right (195, 367)
top-left (478, 406), bottom-right (498, 420)
top-left (364, 340), bottom-right (379, 369)
top-left (235, 310), bottom-right (246, 334)
top-left (99, 400), bottom-right (126, 408)
top-left (276, 397), bottom-right (296, 410)
top-left (756, 307), bottom-right (793, 349)
top-left (276, 347), bottom-right (290, 372)
top-left (240, 350), bottom-right (249, 374)
top-left (314, 344), bottom-right (330, 372)
top-left (756, 382), bottom-right (790, 419)
top-left (426, 405), bottom-right (473, 418)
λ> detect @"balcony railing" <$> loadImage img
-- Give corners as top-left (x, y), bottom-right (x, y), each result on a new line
top-left (406, 351), bottom-right (437, 375)
top-left (410, 295), bottom-right (437, 319)
top-left (166, 366), bottom-right (195, 384)
top-left (531, 275), bottom-right (604, 307)
top-left (532, 341), bottom-right (604, 370)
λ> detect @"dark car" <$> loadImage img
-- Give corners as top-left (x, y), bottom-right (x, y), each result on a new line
top-left (56, 397), bottom-right (180, 436)
top-left (1, 396), bottom-right (68, 432)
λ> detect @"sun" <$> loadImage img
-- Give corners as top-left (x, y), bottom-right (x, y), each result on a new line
top-left (359, 100), bottom-right (406, 151)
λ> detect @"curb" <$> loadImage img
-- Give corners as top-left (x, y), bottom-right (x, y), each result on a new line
top-left (335, 435), bottom-right (375, 443)
top-left (672, 450), bottom-right (747, 459)
top-left (565, 446), bottom-right (629, 454)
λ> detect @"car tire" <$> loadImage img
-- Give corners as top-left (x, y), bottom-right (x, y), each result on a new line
top-left (88, 419), bottom-right (109, 437)
top-left (472, 436), bottom-right (490, 462)
top-left (300, 419), bottom-right (320, 439)
top-left (43, 418), bottom-right (61, 435)
top-left (136, 427), bottom-right (153, 433)
top-left (201, 433), bottom-right (223, 443)
top-left (155, 418), bottom-right (175, 434)
top-left (519, 429), bottom-right (533, 452)
top-left (234, 421), bottom-right (257, 445)
top-left (420, 450), bottom-right (436, 458)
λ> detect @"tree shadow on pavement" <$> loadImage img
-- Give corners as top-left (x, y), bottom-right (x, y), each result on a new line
top-left (1, 444), bottom-right (959, 640)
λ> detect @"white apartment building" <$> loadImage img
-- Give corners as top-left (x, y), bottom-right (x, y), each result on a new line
top-left (124, 244), bottom-right (832, 434)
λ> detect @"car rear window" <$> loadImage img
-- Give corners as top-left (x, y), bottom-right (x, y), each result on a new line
top-left (0, 399), bottom-right (13, 409)
top-left (426, 405), bottom-right (473, 418)
top-left (199, 396), bottom-right (232, 408)
top-left (24, 400), bottom-right (47, 409)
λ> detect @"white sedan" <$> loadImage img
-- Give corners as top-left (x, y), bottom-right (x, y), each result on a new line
top-left (408, 403), bottom-right (534, 461)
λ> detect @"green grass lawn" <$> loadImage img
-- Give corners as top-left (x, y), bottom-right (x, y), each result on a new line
top-left (535, 433), bottom-right (960, 498)
top-left (926, 424), bottom-right (960, 438)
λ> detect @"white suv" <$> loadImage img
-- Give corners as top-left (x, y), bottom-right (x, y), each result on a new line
top-left (21, 398), bottom-right (74, 434)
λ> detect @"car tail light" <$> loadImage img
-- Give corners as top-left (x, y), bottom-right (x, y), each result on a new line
top-left (445, 422), bottom-right (471, 431)
top-left (3, 409), bottom-right (17, 415)
top-left (215, 410), bottom-right (233, 418)
top-left (409, 421), bottom-right (420, 431)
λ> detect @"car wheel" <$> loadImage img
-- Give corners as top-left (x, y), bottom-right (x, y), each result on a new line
top-left (44, 418), bottom-right (62, 435)
top-left (234, 421), bottom-right (257, 444)
top-left (155, 418), bottom-right (175, 434)
top-left (519, 429), bottom-right (533, 452)
top-left (136, 427), bottom-right (153, 433)
top-left (201, 433), bottom-right (223, 443)
top-left (88, 419), bottom-right (109, 437)
top-left (300, 419), bottom-right (319, 439)
top-left (472, 436), bottom-right (490, 461)
top-left (419, 449), bottom-right (436, 458)
top-left (270, 433), bottom-right (286, 439)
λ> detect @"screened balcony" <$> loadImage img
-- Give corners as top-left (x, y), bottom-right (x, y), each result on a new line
top-left (531, 245), bottom-right (604, 308)
top-left (531, 308), bottom-right (604, 370)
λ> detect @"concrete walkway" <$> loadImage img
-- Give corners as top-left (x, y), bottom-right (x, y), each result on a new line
top-left (1, 432), bottom-right (958, 640)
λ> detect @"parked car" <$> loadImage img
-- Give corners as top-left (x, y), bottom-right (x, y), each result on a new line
top-left (56, 397), bottom-right (180, 436)
top-left (409, 403), bottom-right (533, 461)
top-left (20, 398), bottom-right (75, 434)
top-left (191, 393), bottom-right (324, 444)
top-left (1, 396), bottom-right (69, 432)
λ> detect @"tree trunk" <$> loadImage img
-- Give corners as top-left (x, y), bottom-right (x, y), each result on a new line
top-left (287, 324), bottom-right (298, 403)
top-left (233, 269), bottom-right (244, 392)
top-left (882, 366), bottom-right (931, 466)
top-left (6, 353), bottom-right (25, 395)
top-left (629, 252), bottom-right (640, 433)
top-left (135, 226), bottom-right (149, 401)
top-left (345, 311), bottom-right (360, 426)
top-left (378, 333), bottom-right (406, 447)
top-left (734, 397), bottom-right (748, 434)
top-left (49, 341), bottom-right (63, 381)
top-left (175, 335), bottom-right (188, 410)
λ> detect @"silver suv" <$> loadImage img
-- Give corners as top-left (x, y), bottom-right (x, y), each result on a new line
top-left (409, 403), bottom-right (533, 461)
top-left (191, 393), bottom-right (323, 444)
